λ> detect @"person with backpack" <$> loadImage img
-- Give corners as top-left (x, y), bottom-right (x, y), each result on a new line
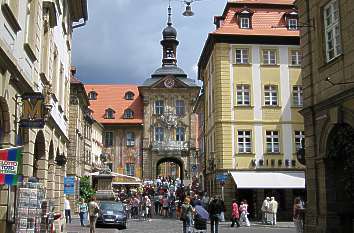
top-left (180, 197), bottom-right (194, 233)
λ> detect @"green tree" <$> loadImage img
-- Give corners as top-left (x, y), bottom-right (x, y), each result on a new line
top-left (79, 176), bottom-right (96, 202)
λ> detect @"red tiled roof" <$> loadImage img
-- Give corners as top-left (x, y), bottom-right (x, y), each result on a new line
top-left (214, 3), bottom-right (299, 37)
top-left (84, 84), bottom-right (143, 125)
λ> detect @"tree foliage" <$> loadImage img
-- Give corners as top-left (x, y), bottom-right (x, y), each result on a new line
top-left (79, 176), bottom-right (96, 202)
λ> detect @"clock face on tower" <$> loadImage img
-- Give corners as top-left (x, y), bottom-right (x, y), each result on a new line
top-left (164, 78), bottom-right (175, 88)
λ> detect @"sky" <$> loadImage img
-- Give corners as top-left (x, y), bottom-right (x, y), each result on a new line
top-left (72, 0), bottom-right (227, 85)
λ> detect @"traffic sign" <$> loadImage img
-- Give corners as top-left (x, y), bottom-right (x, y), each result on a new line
top-left (216, 173), bottom-right (229, 182)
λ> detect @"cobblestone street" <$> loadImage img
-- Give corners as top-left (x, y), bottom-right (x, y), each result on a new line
top-left (66, 218), bottom-right (296, 233)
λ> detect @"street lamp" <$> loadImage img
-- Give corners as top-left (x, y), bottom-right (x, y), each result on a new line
top-left (170, 0), bottom-right (204, 17)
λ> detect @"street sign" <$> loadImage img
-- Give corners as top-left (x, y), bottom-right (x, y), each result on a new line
top-left (64, 176), bottom-right (75, 195)
top-left (215, 173), bottom-right (229, 182)
top-left (191, 164), bottom-right (197, 172)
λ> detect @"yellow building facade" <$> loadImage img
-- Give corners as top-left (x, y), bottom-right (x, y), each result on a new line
top-left (198, 0), bottom-right (305, 220)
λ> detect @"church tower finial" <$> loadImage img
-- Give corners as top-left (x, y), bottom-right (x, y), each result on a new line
top-left (167, 2), bottom-right (172, 26)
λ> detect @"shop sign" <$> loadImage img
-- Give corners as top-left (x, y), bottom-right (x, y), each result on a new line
top-left (0, 146), bottom-right (23, 185)
top-left (0, 160), bottom-right (18, 174)
top-left (19, 92), bottom-right (45, 128)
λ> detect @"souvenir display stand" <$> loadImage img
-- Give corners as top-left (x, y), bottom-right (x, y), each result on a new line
top-left (15, 181), bottom-right (46, 233)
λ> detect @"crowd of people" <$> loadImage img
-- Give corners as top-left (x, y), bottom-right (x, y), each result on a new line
top-left (65, 176), bottom-right (305, 233)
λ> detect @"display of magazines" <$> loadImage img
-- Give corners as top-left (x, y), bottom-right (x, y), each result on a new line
top-left (15, 181), bottom-right (46, 233)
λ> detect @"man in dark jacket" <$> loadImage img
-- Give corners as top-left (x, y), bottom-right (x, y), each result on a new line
top-left (208, 196), bottom-right (224, 233)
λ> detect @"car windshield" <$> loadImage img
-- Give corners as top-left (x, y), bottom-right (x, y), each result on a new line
top-left (100, 202), bottom-right (124, 212)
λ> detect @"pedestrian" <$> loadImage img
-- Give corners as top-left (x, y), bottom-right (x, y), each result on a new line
top-left (239, 200), bottom-right (250, 227)
top-left (180, 197), bottom-right (194, 233)
top-left (88, 196), bottom-right (100, 233)
top-left (162, 195), bottom-right (169, 217)
top-left (144, 196), bottom-right (152, 220)
top-left (78, 198), bottom-right (88, 227)
top-left (293, 197), bottom-right (304, 233)
top-left (154, 194), bottom-right (160, 216)
top-left (193, 200), bottom-right (209, 232)
top-left (208, 196), bottom-right (223, 233)
top-left (230, 199), bottom-right (240, 228)
top-left (261, 197), bottom-right (270, 224)
top-left (64, 197), bottom-right (71, 224)
top-left (269, 197), bottom-right (278, 225)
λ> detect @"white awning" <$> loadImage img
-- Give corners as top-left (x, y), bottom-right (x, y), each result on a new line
top-left (230, 171), bottom-right (305, 189)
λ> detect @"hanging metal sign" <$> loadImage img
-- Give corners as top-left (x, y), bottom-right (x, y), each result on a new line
top-left (19, 92), bottom-right (45, 128)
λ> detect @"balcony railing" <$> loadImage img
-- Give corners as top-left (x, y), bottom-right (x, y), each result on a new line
top-left (152, 141), bottom-right (189, 154)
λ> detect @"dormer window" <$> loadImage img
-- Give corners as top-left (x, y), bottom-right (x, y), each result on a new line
top-left (105, 108), bottom-right (115, 119)
top-left (123, 109), bottom-right (134, 119)
top-left (124, 91), bottom-right (134, 100)
top-left (88, 91), bottom-right (97, 100)
top-left (240, 16), bottom-right (250, 29)
top-left (285, 9), bottom-right (299, 30)
top-left (288, 18), bottom-right (298, 30)
top-left (236, 7), bottom-right (254, 29)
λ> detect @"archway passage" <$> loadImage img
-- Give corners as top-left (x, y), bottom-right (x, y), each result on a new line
top-left (33, 130), bottom-right (45, 179)
top-left (325, 123), bottom-right (354, 233)
top-left (156, 157), bottom-right (184, 180)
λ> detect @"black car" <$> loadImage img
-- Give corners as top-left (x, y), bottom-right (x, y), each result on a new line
top-left (96, 201), bottom-right (127, 229)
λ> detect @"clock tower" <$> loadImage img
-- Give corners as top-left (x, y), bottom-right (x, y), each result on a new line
top-left (139, 6), bottom-right (200, 183)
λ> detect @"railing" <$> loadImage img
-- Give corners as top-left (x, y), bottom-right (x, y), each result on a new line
top-left (152, 141), bottom-right (189, 154)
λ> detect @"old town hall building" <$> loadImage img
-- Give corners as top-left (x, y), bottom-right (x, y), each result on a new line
top-left (139, 6), bottom-right (199, 182)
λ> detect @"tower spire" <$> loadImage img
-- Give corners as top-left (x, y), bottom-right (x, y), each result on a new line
top-left (167, 2), bottom-right (172, 26)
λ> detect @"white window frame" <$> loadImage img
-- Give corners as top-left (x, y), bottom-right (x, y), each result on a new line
top-left (176, 127), bottom-right (185, 142)
top-left (235, 48), bottom-right (249, 64)
top-left (155, 100), bottom-right (164, 115)
top-left (324, 0), bottom-right (342, 62)
top-left (104, 131), bottom-right (114, 147)
top-left (126, 132), bottom-right (135, 146)
top-left (88, 91), bottom-right (97, 100)
top-left (125, 163), bottom-right (135, 176)
top-left (264, 85), bottom-right (278, 106)
top-left (291, 50), bottom-right (301, 66)
top-left (236, 84), bottom-right (250, 106)
top-left (155, 127), bottom-right (164, 142)
top-left (263, 49), bottom-right (277, 65)
top-left (240, 16), bottom-right (250, 29)
top-left (295, 131), bottom-right (304, 151)
top-left (105, 109), bottom-right (115, 119)
top-left (124, 109), bottom-right (134, 119)
top-left (238, 130), bottom-right (252, 153)
top-left (176, 100), bottom-right (185, 116)
top-left (288, 18), bottom-right (298, 30)
top-left (292, 86), bottom-right (303, 107)
top-left (266, 131), bottom-right (279, 153)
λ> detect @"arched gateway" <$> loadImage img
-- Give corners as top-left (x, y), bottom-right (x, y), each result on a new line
top-left (156, 157), bottom-right (184, 180)
top-left (139, 6), bottom-right (199, 183)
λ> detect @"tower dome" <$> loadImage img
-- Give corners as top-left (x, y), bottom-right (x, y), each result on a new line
top-left (162, 25), bottom-right (177, 38)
